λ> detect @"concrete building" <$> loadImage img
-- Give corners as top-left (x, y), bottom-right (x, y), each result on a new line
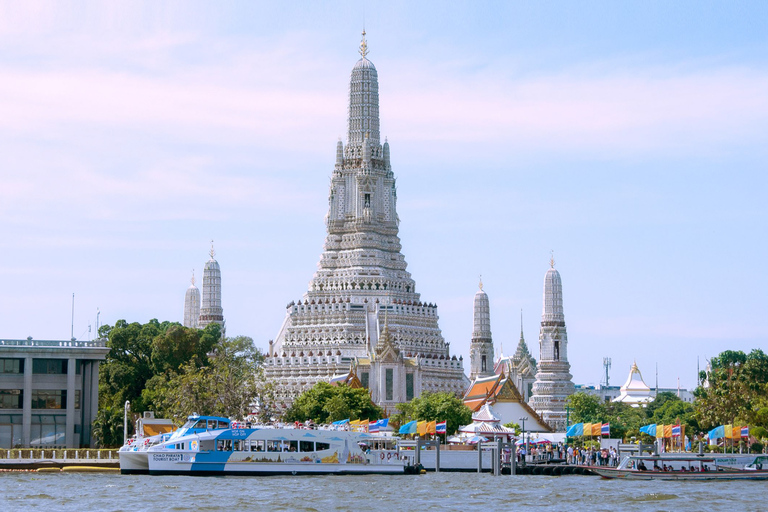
top-left (264, 32), bottom-right (466, 409)
top-left (0, 337), bottom-right (109, 448)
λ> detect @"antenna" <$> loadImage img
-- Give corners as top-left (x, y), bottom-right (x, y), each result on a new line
top-left (71, 293), bottom-right (75, 341)
top-left (96, 308), bottom-right (100, 338)
top-left (602, 357), bottom-right (611, 387)
top-left (655, 362), bottom-right (659, 396)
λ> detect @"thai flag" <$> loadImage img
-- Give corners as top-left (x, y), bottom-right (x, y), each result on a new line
top-left (741, 426), bottom-right (749, 437)
top-left (601, 423), bottom-right (610, 436)
top-left (436, 421), bottom-right (447, 434)
top-left (672, 425), bottom-right (681, 437)
top-left (369, 420), bottom-right (380, 433)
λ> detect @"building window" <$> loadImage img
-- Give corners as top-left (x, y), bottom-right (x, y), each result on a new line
top-left (554, 340), bottom-right (560, 360)
top-left (364, 193), bottom-right (371, 207)
top-left (30, 415), bottom-right (66, 447)
top-left (406, 373), bottom-right (414, 401)
top-left (0, 414), bottom-right (23, 448)
top-left (0, 359), bottom-right (23, 374)
top-left (481, 355), bottom-right (487, 372)
top-left (361, 372), bottom-right (369, 389)
top-left (0, 390), bottom-right (22, 409)
top-left (32, 390), bottom-right (67, 409)
top-left (32, 359), bottom-right (67, 375)
top-left (75, 390), bottom-right (81, 410)
top-left (385, 368), bottom-right (393, 401)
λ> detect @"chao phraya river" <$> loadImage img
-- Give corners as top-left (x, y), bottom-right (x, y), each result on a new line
top-left (0, 471), bottom-right (764, 512)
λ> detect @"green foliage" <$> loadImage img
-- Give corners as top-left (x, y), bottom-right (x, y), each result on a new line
top-left (694, 349), bottom-right (768, 430)
top-left (283, 382), bottom-right (384, 424)
top-left (503, 422), bottom-right (521, 435)
top-left (394, 391), bottom-right (472, 436)
top-left (150, 336), bottom-right (271, 424)
top-left (92, 405), bottom-right (124, 448)
top-left (99, 319), bottom-right (222, 414)
top-left (752, 426), bottom-right (768, 440)
top-left (567, 393), bottom-right (605, 423)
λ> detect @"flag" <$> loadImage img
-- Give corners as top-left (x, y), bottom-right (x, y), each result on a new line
top-left (640, 424), bottom-right (656, 436)
top-left (398, 420), bottom-right (417, 435)
top-left (417, 421), bottom-right (427, 436)
top-left (378, 419), bottom-right (389, 429)
top-left (436, 421), bottom-right (447, 434)
top-left (708, 425), bottom-right (725, 440)
top-left (601, 423), bottom-right (610, 436)
top-left (361, 419), bottom-right (369, 432)
top-left (663, 425), bottom-right (673, 438)
top-left (583, 423), bottom-right (593, 436)
top-left (672, 425), bottom-right (681, 437)
top-left (369, 420), bottom-right (380, 433)
top-left (566, 423), bottom-right (583, 437)
top-left (427, 421), bottom-right (436, 434)
top-left (724, 425), bottom-right (733, 439)
top-left (592, 423), bottom-right (602, 436)
top-left (741, 426), bottom-right (750, 437)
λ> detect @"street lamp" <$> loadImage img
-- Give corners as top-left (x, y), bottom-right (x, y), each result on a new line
top-left (519, 416), bottom-right (528, 466)
top-left (124, 400), bottom-right (131, 445)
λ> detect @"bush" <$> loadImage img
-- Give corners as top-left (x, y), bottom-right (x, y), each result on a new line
top-left (750, 442), bottom-right (764, 453)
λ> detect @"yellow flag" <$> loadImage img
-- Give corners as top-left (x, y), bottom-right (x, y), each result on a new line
top-left (361, 419), bottom-right (369, 432)
top-left (724, 425), bottom-right (733, 439)
top-left (583, 423), bottom-right (592, 436)
top-left (417, 421), bottom-right (427, 436)
top-left (427, 421), bottom-right (436, 434)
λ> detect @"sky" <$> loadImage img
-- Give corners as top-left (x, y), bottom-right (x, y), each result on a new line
top-left (1, 1), bottom-right (766, 391)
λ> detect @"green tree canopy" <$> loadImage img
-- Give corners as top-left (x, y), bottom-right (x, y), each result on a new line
top-left (695, 349), bottom-right (768, 430)
top-left (283, 382), bottom-right (384, 424)
top-left (394, 391), bottom-right (472, 436)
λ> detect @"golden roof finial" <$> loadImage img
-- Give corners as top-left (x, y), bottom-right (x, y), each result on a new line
top-left (479, 275), bottom-right (483, 291)
top-left (550, 250), bottom-right (555, 268)
top-left (210, 240), bottom-right (216, 259)
top-left (359, 29), bottom-right (369, 58)
top-left (191, 269), bottom-right (196, 286)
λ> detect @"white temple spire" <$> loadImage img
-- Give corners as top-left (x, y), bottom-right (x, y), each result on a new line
top-left (470, 279), bottom-right (494, 380)
top-left (183, 269), bottom-right (200, 329)
top-left (199, 243), bottom-right (225, 334)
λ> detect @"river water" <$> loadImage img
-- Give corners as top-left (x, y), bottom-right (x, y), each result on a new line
top-left (0, 471), bottom-right (764, 512)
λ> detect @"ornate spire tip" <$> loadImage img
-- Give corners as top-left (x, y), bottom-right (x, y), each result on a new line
top-left (210, 240), bottom-right (216, 259)
top-left (359, 30), bottom-right (369, 58)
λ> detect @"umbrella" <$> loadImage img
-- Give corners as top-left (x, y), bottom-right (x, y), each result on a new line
top-left (467, 435), bottom-right (488, 444)
top-left (446, 436), bottom-right (462, 443)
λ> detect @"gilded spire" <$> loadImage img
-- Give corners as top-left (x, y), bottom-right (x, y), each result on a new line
top-left (191, 269), bottom-right (196, 286)
top-left (210, 240), bottom-right (216, 259)
top-left (478, 274), bottom-right (483, 291)
top-left (550, 250), bottom-right (555, 268)
top-left (359, 29), bottom-right (369, 58)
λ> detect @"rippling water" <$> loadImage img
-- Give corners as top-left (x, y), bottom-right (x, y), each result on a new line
top-left (1, 472), bottom-right (765, 512)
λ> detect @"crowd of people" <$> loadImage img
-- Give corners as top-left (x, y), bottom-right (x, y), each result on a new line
top-left (515, 443), bottom-right (620, 467)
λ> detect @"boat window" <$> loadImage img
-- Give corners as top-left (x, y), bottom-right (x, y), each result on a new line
top-left (207, 420), bottom-right (217, 429)
top-left (251, 440), bottom-right (265, 452)
top-left (182, 420), bottom-right (196, 429)
top-left (218, 420), bottom-right (229, 429)
top-left (200, 440), bottom-right (215, 451)
top-left (316, 442), bottom-right (330, 451)
top-left (195, 420), bottom-right (208, 429)
top-left (286, 441), bottom-right (298, 452)
top-left (217, 440), bottom-right (225, 451)
top-left (224, 440), bottom-right (232, 451)
top-left (232, 440), bottom-right (241, 451)
top-left (300, 441), bottom-right (314, 452)
top-left (267, 440), bottom-right (282, 452)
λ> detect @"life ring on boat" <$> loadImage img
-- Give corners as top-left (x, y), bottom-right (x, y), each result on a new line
top-left (380, 452), bottom-right (385, 460)
top-left (387, 452), bottom-right (392, 461)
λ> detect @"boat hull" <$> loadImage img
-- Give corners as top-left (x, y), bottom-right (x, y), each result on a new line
top-left (591, 467), bottom-right (768, 481)
top-left (148, 456), bottom-right (408, 476)
top-left (119, 450), bottom-right (150, 474)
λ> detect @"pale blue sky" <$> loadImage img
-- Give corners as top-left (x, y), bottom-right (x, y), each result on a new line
top-left (1, 1), bottom-right (766, 390)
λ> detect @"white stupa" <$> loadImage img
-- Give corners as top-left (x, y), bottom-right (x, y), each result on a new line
top-left (613, 361), bottom-right (653, 407)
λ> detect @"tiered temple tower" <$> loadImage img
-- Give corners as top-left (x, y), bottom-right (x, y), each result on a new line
top-left (469, 280), bottom-right (494, 380)
top-left (183, 271), bottom-right (200, 328)
top-left (198, 242), bottom-right (225, 332)
top-left (265, 32), bottom-right (466, 409)
top-left (529, 256), bottom-right (575, 430)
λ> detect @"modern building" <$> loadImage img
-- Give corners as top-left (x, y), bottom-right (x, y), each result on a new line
top-left (0, 337), bottom-right (109, 448)
top-left (264, 32), bottom-right (467, 410)
top-left (529, 257), bottom-right (575, 431)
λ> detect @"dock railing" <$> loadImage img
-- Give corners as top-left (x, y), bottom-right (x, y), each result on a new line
top-left (0, 448), bottom-right (118, 460)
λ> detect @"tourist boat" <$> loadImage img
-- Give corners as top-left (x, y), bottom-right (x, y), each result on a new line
top-left (591, 454), bottom-right (768, 480)
top-left (119, 414), bottom-right (230, 474)
top-left (144, 425), bottom-right (419, 475)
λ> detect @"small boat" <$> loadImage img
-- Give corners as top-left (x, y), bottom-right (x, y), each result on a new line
top-left (144, 424), bottom-right (420, 476)
top-left (591, 454), bottom-right (768, 480)
top-left (119, 414), bottom-right (230, 474)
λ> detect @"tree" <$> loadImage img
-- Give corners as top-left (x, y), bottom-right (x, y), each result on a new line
top-left (283, 382), bottom-right (384, 424)
top-left (567, 392), bottom-right (605, 423)
top-left (92, 405), bottom-right (124, 448)
top-left (395, 392), bottom-right (472, 436)
top-left (695, 349), bottom-right (768, 430)
top-left (152, 336), bottom-right (271, 423)
top-left (99, 319), bottom-right (221, 414)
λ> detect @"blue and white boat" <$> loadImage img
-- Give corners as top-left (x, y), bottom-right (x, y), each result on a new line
top-left (145, 425), bottom-right (418, 475)
top-left (119, 414), bottom-right (231, 474)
